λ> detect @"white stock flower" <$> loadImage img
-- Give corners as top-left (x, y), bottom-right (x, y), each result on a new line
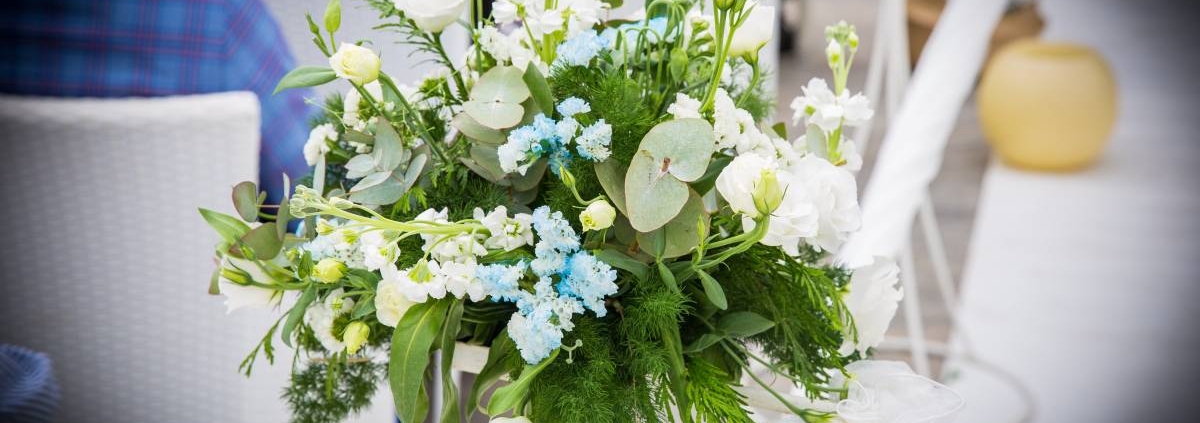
top-left (561, 0), bottom-right (606, 36)
top-left (440, 261), bottom-right (485, 301)
top-left (475, 206), bottom-right (534, 251)
top-left (342, 81), bottom-right (384, 132)
top-left (305, 289), bottom-right (355, 353)
top-left (304, 123), bottom-right (337, 166)
top-left (840, 257), bottom-right (902, 356)
top-left (830, 360), bottom-right (964, 423)
top-left (526, 8), bottom-right (565, 38)
top-left (430, 234), bottom-right (488, 264)
top-left (728, 5), bottom-right (775, 59)
top-left (414, 207), bottom-right (450, 245)
top-left (395, 0), bottom-right (468, 33)
top-left (329, 43), bottom-right (381, 85)
top-left (790, 155), bottom-right (861, 253)
top-left (359, 230), bottom-right (398, 271)
top-left (375, 276), bottom-right (415, 327)
top-left (790, 78), bottom-right (874, 133)
top-left (667, 93), bottom-right (702, 119)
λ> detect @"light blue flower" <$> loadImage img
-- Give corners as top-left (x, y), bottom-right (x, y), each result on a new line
top-left (557, 97), bottom-right (592, 117)
top-left (574, 119), bottom-right (613, 162)
top-left (477, 261), bottom-right (528, 303)
top-left (554, 30), bottom-right (611, 67)
top-left (558, 252), bottom-right (618, 316)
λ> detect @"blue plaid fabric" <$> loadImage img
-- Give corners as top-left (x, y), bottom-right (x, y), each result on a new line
top-left (0, 345), bottom-right (59, 423)
top-left (0, 0), bottom-right (313, 204)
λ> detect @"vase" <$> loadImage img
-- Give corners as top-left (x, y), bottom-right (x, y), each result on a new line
top-left (977, 40), bottom-right (1117, 171)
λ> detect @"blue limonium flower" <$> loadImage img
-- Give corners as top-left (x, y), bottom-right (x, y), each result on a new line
top-left (476, 261), bottom-right (528, 303)
top-left (574, 119), bottom-right (613, 162)
top-left (529, 206), bottom-right (581, 277)
top-left (497, 114), bottom-right (565, 175)
top-left (558, 251), bottom-right (618, 317)
top-left (557, 97), bottom-right (592, 117)
top-left (553, 29), bottom-right (611, 68)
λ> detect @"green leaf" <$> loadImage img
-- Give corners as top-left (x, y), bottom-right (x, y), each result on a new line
top-left (657, 260), bottom-right (679, 293)
top-left (232, 181), bottom-right (259, 222)
top-left (625, 151), bottom-right (688, 232)
top-left (596, 248), bottom-right (649, 280)
top-left (231, 222), bottom-right (282, 259)
top-left (522, 65), bottom-right (555, 116)
top-left (390, 299), bottom-right (452, 423)
top-left (624, 119), bottom-right (716, 232)
top-left (470, 66), bottom-right (531, 104)
top-left (636, 190), bottom-right (707, 259)
top-left (352, 297), bottom-right (376, 320)
top-left (372, 122), bottom-right (406, 172)
top-left (770, 122), bottom-right (788, 139)
top-left (323, 0), bottom-right (341, 33)
top-left (691, 155), bottom-right (733, 196)
top-left (463, 100), bottom-right (525, 129)
top-left (276, 174), bottom-right (292, 239)
top-left (439, 301), bottom-right (465, 423)
top-left (487, 349), bottom-right (560, 417)
top-left (296, 251), bottom-right (314, 280)
top-left (208, 267), bottom-right (221, 295)
top-left (273, 66), bottom-right (337, 94)
top-left (717, 311), bottom-right (775, 337)
top-left (469, 331), bottom-right (517, 415)
top-left (594, 160), bottom-right (628, 214)
top-left (305, 13), bottom-right (320, 36)
top-left (639, 118), bottom-right (717, 182)
top-left (669, 47), bottom-right (689, 80)
top-left (452, 113), bottom-right (507, 144)
top-left (696, 270), bottom-right (727, 310)
top-left (683, 333), bottom-right (723, 353)
top-left (281, 285), bottom-right (316, 348)
top-left (199, 208), bottom-right (251, 244)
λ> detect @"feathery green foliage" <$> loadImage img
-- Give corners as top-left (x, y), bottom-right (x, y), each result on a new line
top-left (284, 359), bottom-right (385, 423)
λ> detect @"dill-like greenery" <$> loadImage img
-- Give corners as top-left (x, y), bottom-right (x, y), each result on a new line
top-left (284, 359), bottom-right (385, 423)
top-left (687, 357), bottom-right (755, 423)
top-left (550, 66), bottom-right (659, 167)
top-left (715, 244), bottom-right (852, 395)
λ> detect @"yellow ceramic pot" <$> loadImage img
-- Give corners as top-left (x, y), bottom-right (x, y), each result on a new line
top-left (977, 40), bottom-right (1117, 171)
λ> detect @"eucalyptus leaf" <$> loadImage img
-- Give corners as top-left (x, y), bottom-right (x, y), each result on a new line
top-left (691, 155), bottom-right (733, 196)
top-left (596, 248), bottom-right (650, 280)
top-left (350, 170), bottom-right (391, 192)
top-left (231, 181), bottom-right (259, 222)
top-left (624, 151), bottom-right (688, 232)
top-left (373, 122), bottom-right (406, 172)
top-left (508, 157), bottom-right (547, 191)
top-left (683, 333), bottom-right (723, 353)
top-left (717, 311), bottom-right (775, 337)
top-left (468, 144), bottom-right (508, 182)
top-left (594, 160), bottom-right (628, 214)
top-left (463, 100), bottom-right (525, 129)
top-left (230, 222), bottom-right (282, 259)
top-left (452, 113), bottom-right (507, 144)
top-left (638, 118), bottom-right (716, 182)
top-left (636, 190), bottom-right (707, 259)
top-left (344, 154), bottom-right (376, 179)
top-left (470, 66), bottom-right (531, 104)
top-left (390, 300), bottom-right (452, 423)
top-left (273, 66), bottom-right (337, 94)
top-left (199, 208), bottom-right (251, 244)
top-left (348, 171), bottom-right (405, 206)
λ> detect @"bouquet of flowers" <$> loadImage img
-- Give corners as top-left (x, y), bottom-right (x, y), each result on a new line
top-left (200, 1), bottom-right (961, 422)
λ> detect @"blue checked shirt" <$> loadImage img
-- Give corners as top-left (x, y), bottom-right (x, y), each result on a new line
top-left (0, 0), bottom-right (314, 205)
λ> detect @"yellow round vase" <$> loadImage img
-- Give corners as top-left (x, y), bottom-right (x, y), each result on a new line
top-left (977, 40), bottom-right (1117, 171)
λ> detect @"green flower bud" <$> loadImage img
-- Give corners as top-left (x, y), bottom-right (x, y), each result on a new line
top-left (343, 321), bottom-right (369, 355)
top-left (752, 167), bottom-right (784, 216)
top-left (313, 258), bottom-right (346, 283)
top-left (715, 0), bottom-right (735, 10)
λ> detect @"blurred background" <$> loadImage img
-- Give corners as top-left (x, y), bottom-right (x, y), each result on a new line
top-left (1, 0), bottom-right (1198, 422)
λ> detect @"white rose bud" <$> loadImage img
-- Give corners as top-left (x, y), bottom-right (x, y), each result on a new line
top-left (343, 321), bottom-right (370, 355)
top-left (751, 167), bottom-right (784, 216)
top-left (728, 6), bottom-right (775, 62)
top-left (579, 200), bottom-right (617, 232)
top-left (313, 258), bottom-right (347, 283)
top-left (329, 43), bottom-right (381, 85)
top-left (716, 153), bottom-right (775, 218)
top-left (394, 0), bottom-right (468, 33)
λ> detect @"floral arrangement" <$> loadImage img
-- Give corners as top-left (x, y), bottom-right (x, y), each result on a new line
top-left (200, 1), bottom-right (961, 422)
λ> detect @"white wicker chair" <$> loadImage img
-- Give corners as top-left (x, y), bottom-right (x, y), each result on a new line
top-left (0, 92), bottom-right (294, 423)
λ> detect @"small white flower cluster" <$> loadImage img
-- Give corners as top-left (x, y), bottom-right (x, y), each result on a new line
top-left (478, 26), bottom-right (545, 73)
top-left (302, 219), bottom-right (367, 269)
top-left (370, 206), bottom-right (535, 328)
top-left (789, 78), bottom-right (873, 171)
top-left (305, 288), bottom-right (356, 352)
top-left (303, 123), bottom-right (338, 166)
top-left (493, 0), bottom-right (609, 40)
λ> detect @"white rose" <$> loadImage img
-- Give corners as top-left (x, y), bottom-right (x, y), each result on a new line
top-left (328, 43), bottom-right (381, 85)
top-left (839, 257), bottom-right (903, 356)
top-left (305, 289), bottom-right (355, 352)
top-left (395, 0), bottom-right (468, 33)
top-left (728, 5), bottom-right (775, 60)
top-left (375, 276), bottom-right (415, 327)
top-left (716, 153), bottom-right (773, 218)
top-left (579, 200), bottom-right (616, 231)
top-left (717, 154), bottom-right (819, 255)
top-left (790, 155), bottom-right (861, 253)
top-left (830, 360), bottom-right (963, 423)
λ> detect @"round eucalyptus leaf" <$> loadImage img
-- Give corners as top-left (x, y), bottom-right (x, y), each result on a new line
top-left (624, 151), bottom-right (688, 232)
top-left (637, 190), bottom-right (707, 259)
top-left (464, 100), bottom-right (525, 129)
top-left (452, 113), bottom-right (507, 144)
top-left (232, 181), bottom-right (259, 222)
top-left (470, 66), bottom-right (531, 104)
top-left (638, 118), bottom-right (716, 182)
